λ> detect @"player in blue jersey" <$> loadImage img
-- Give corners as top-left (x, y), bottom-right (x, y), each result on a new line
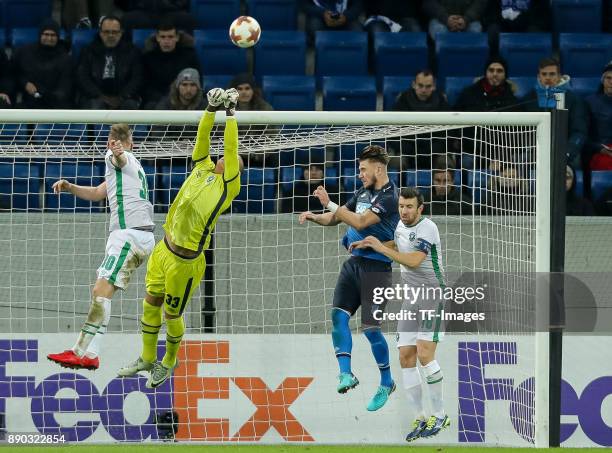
top-left (299, 145), bottom-right (399, 411)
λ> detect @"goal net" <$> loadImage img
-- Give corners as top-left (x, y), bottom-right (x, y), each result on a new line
top-left (0, 110), bottom-right (550, 446)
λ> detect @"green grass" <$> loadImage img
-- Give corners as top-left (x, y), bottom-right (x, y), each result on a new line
top-left (0, 446), bottom-right (604, 453)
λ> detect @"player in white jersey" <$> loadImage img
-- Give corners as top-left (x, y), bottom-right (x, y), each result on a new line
top-left (351, 187), bottom-right (449, 441)
top-left (48, 124), bottom-right (155, 371)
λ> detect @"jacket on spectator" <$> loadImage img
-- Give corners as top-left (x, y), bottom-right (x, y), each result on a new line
top-left (424, 187), bottom-right (472, 215)
top-left (115, 0), bottom-right (189, 13)
top-left (566, 165), bottom-right (595, 215)
top-left (393, 89), bottom-right (449, 112)
top-left (522, 76), bottom-right (589, 166)
top-left (77, 35), bottom-right (143, 100)
top-left (0, 51), bottom-right (14, 106)
top-left (586, 91), bottom-right (612, 147)
top-left (454, 77), bottom-right (520, 112)
top-left (423, 0), bottom-right (487, 23)
top-left (142, 31), bottom-right (200, 107)
top-left (484, 0), bottom-right (550, 32)
top-left (13, 40), bottom-right (73, 108)
top-left (301, 0), bottom-right (364, 22)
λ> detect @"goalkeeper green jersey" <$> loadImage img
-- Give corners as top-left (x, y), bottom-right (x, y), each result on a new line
top-left (163, 111), bottom-right (241, 254)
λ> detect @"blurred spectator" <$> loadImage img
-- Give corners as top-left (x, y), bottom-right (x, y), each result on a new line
top-left (423, 0), bottom-right (486, 39)
top-left (586, 61), bottom-right (612, 158)
top-left (301, 0), bottom-right (364, 42)
top-left (115, 0), bottom-right (197, 32)
top-left (13, 20), bottom-right (73, 109)
top-left (424, 168), bottom-right (472, 215)
top-left (77, 16), bottom-right (143, 109)
top-left (157, 68), bottom-right (205, 110)
top-left (393, 70), bottom-right (449, 111)
top-left (142, 20), bottom-right (200, 109)
top-left (487, 165), bottom-right (533, 215)
top-left (596, 186), bottom-right (612, 215)
top-left (454, 57), bottom-right (519, 111)
top-left (62, 0), bottom-right (115, 29)
top-left (485, 0), bottom-right (550, 50)
top-left (281, 164), bottom-right (339, 213)
top-left (363, 0), bottom-right (422, 33)
top-left (566, 165), bottom-right (594, 215)
top-left (0, 51), bottom-right (14, 108)
top-left (522, 57), bottom-right (588, 169)
top-left (590, 143), bottom-right (612, 171)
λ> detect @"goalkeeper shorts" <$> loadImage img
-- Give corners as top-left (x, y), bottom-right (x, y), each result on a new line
top-left (97, 228), bottom-right (155, 289)
top-left (145, 237), bottom-right (206, 317)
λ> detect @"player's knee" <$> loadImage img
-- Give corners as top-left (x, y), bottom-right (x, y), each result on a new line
top-left (331, 308), bottom-right (350, 328)
top-left (163, 307), bottom-right (181, 320)
top-left (399, 346), bottom-right (417, 367)
top-left (417, 351), bottom-right (435, 366)
top-left (92, 278), bottom-right (115, 298)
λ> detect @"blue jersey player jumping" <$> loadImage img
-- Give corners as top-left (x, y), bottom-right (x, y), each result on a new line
top-left (299, 145), bottom-right (399, 411)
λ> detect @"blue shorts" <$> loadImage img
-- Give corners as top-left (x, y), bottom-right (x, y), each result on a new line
top-left (332, 256), bottom-right (392, 327)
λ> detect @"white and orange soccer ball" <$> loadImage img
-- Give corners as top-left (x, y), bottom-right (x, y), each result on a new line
top-left (229, 16), bottom-right (261, 48)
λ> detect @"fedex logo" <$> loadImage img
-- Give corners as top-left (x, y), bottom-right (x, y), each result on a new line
top-left (0, 339), bottom-right (313, 442)
top-left (458, 341), bottom-right (612, 447)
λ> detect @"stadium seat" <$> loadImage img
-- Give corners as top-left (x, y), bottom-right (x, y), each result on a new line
top-left (0, 160), bottom-right (41, 210)
top-left (444, 77), bottom-right (477, 107)
top-left (559, 34), bottom-right (612, 78)
top-left (382, 76), bottom-right (409, 111)
top-left (191, 0), bottom-right (241, 29)
top-left (322, 76), bottom-right (376, 111)
top-left (159, 161), bottom-right (190, 210)
top-left (10, 27), bottom-right (39, 48)
top-left (280, 166), bottom-right (304, 195)
top-left (279, 146), bottom-right (325, 167)
top-left (509, 77), bottom-right (536, 99)
top-left (194, 30), bottom-right (248, 75)
top-left (499, 33), bottom-right (553, 77)
top-left (202, 74), bottom-right (233, 92)
top-left (0, 0), bottom-right (52, 28)
top-left (263, 75), bottom-right (315, 110)
top-left (570, 77), bottom-right (601, 98)
top-left (132, 28), bottom-right (155, 49)
top-left (591, 171), bottom-right (612, 204)
top-left (574, 169), bottom-right (584, 198)
top-left (373, 33), bottom-right (427, 85)
top-left (435, 33), bottom-right (488, 88)
top-left (341, 164), bottom-right (361, 193)
top-left (233, 168), bottom-right (276, 213)
top-left (552, 0), bottom-right (602, 33)
top-left (315, 32), bottom-right (368, 79)
top-left (254, 31), bottom-right (305, 77)
top-left (32, 123), bottom-right (87, 146)
top-left (44, 160), bottom-right (105, 212)
top-left (246, 0), bottom-right (297, 30)
top-left (70, 28), bottom-right (96, 60)
top-left (0, 29), bottom-right (5, 48)
top-left (404, 170), bottom-right (435, 190)
top-left (466, 169), bottom-right (496, 203)
top-left (0, 123), bottom-right (30, 145)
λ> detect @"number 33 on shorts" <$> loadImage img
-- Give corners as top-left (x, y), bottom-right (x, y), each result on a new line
top-left (145, 239), bottom-right (206, 317)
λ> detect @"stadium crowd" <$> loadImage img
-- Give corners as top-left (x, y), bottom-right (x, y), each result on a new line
top-left (0, 0), bottom-right (610, 215)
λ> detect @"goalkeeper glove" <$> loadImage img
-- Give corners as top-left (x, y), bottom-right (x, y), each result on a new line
top-left (223, 88), bottom-right (239, 115)
top-left (207, 88), bottom-right (225, 110)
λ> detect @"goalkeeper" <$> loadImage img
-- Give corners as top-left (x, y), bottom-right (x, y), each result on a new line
top-left (299, 145), bottom-right (399, 412)
top-left (118, 88), bottom-right (243, 388)
top-left (48, 124), bottom-right (156, 371)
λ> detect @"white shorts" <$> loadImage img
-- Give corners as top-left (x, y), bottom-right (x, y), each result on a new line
top-left (396, 297), bottom-right (446, 347)
top-left (97, 228), bottom-right (155, 289)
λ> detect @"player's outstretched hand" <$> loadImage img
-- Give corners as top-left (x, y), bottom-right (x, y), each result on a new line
top-left (359, 235), bottom-right (384, 252)
top-left (207, 88), bottom-right (225, 109)
top-left (223, 88), bottom-right (239, 115)
top-left (312, 185), bottom-right (330, 207)
top-left (348, 240), bottom-right (364, 252)
top-left (299, 211), bottom-right (318, 224)
top-left (52, 179), bottom-right (71, 194)
top-left (109, 139), bottom-right (124, 157)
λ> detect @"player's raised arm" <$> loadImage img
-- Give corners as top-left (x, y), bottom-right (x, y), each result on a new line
top-left (192, 88), bottom-right (225, 163)
top-left (109, 139), bottom-right (128, 168)
top-left (52, 180), bottom-right (107, 202)
top-left (221, 88), bottom-right (241, 181)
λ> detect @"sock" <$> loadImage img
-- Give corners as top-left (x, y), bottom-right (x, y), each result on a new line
top-left (86, 297), bottom-right (112, 358)
top-left (162, 316), bottom-right (184, 369)
top-left (73, 296), bottom-right (108, 356)
top-left (331, 308), bottom-right (352, 374)
top-left (402, 367), bottom-right (425, 420)
top-left (422, 360), bottom-right (445, 417)
top-left (141, 300), bottom-right (162, 363)
top-left (363, 328), bottom-right (393, 387)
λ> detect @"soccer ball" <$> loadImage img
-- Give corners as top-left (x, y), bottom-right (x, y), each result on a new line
top-left (229, 16), bottom-right (261, 48)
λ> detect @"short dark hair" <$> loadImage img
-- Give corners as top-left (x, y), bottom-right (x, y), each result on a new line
top-left (415, 69), bottom-right (435, 80)
top-left (157, 19), bottom-right (177, 32)
top-left (359, 145), bottom-right (390, 165)
top-left (538, 57), bottom-right (560, 72)
top-left (100, 15), bottom-right (122, 29)
top-left (400, 187), bottom-right (424, 207)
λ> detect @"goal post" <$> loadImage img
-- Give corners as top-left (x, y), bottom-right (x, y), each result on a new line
top-left (0, 109), bottom-right (552, 446)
